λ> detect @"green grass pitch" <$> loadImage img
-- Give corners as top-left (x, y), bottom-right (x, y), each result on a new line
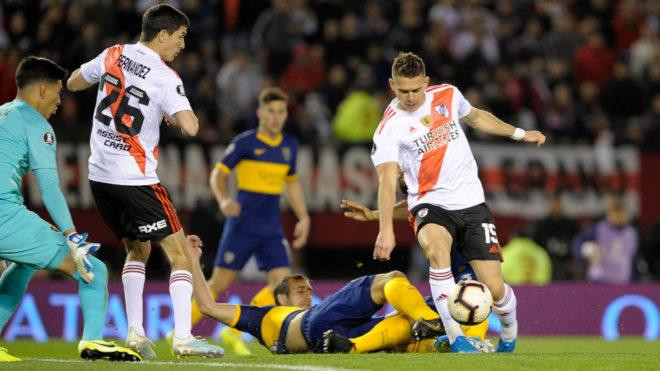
top-left (2, 337), bottom-right (659, 370)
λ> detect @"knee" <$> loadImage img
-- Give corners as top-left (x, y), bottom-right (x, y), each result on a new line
top-left (383, 270), bottom-right (405, 281)
top-left (479, 276), bottom-right (504, 301)
top-left (85, 256), bottom-right (108, 286)
top-left (422, 243), bottom-right (451, 267)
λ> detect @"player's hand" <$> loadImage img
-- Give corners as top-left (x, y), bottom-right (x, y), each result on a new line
top-left (340, 199), bottom-right (376, 222)
top-left (374, 229), bottom-right (396, 261)
top-left (163, 114), bottom-right (176, 127)
top-left (186, 234), bottom-right (203, 260)
top-left (292, 217), bottom-right (310, 249)
top-left (66, 232), bottom-right (100, 283)
top-left (522, 130), bottom-right (546, 147)
top-left (219, 198), bottom-right (241, 217)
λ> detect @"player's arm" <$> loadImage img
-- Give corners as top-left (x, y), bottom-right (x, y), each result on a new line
top-left (164, 110), bottom-right (199, 137)
top-left (285, 178), bottom-right (310, 249)
top-left (186, 235), bottom-right (239, 324)
top-left (461, 107), bottom-right (546, 146)
top-left (66, 68), bottom-right (94, 92)
top-left (374, 161), bottom-right (399, 260)
top-left (341, 199), bottom-right (408, 221)
top-left (34, 168), bottom-right (75, 235)
top-left (209, 164), bottom-right (240, 217)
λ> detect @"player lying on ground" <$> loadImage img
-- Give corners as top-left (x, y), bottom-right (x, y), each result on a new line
top-left (185, 235), bottom-right (489, 354)
top-left (0, 56), bottom-right (139, 362)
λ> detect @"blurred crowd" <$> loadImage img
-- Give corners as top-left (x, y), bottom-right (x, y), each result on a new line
top-left (0, 0), bottom-right (658, 147)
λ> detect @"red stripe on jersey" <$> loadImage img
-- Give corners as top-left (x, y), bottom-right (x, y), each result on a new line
top-left (417, 88), bottom-right (454, 199)
top-left (377, 107), bottom-right (396, 134)
top-left (103, 45), bottom-right (148, 175)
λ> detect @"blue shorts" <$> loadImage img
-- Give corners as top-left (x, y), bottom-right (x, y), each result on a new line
top-left (0, 203), bottom-right (69, 270)
top-left (301, 275), bottom-right (383, 352)
top-left (214, 227), bottom-right (290, 271)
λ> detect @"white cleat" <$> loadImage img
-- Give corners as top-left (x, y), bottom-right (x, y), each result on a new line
top-left (172, 335), bottom-right (224, 358)
top-left (125, 328), bottom-right (157, 359)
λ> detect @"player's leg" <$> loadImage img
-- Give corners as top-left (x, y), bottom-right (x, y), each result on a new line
top-left (158, 230), bottom-right (224, 357)
top-left (470, 259), bottom-right (517, 351)
top-left (416, 223), bottom-right (466, 341)
top-left (53, 251), bottom-right (140, 361)
top-left (325, 315), bottom-right (411, 353)
top-left (122, 239), bottom-right (151, 338)
top-left (254, 236), bottom-right (294, 306)
top-left (463, 203), bottom-right (517, 352)
top-left (89, 181), bottom-right (156, 358)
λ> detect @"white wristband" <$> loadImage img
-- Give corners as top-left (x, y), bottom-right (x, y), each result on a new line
top-left (510, 128), bottom-right (525, 141)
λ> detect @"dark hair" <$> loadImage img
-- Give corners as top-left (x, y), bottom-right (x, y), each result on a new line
top-left (259, 87), bottom-right (289, 106)
top-left (392, 51), bottom-right (426, 78)
top-left (141, 4), bottom-right (190, 42)
top-left (15, 56), bottom-right (67, 89)
top-left (273, 274), bottom-right (309, 305)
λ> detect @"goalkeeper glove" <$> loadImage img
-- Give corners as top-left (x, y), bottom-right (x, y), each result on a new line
top-left (66, 232), bottom-right (100, 283)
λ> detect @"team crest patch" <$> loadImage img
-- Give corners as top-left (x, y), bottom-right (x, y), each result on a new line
top-left (254, 148), bottom-right (266, 156)
top-left (420, 115), bottom-right (432, 127)
top-left (43, 132), bottom-right (54, 145)
top-left (224, 251), bottom-right (235, 264)
top-left (417, 208), bottom-right (428, 218)
top-left (282, 147), bottom-right (291, 162)
top-left (176, 85), bottom-right (186, 96)
top-left (434, 104), bottom-right (449, 118)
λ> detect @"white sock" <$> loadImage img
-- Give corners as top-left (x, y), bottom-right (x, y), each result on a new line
top-left (169, 270), bottom-right (193, 341)
top-left (122, 261), bottom-right (146, 337)
top-left (429, 267), bottom-right (463, 343)
top-left (492, 283), bottom-right (518, 341)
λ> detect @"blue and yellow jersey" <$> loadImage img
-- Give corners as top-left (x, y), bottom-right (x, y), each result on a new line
top-left (217, 129), bottom-right (298, 236)
top-left (230, 304), bottom-right (303, 354)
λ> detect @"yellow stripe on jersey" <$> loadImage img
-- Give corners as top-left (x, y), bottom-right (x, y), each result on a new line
top-left (236, 160), bottom-right (290, 195)
top-left (229, 304), bottom-right (241, 327)
top-left (216, 162), bottom-right (231, 174)
top-left (256, 132), bottom-right (283, 147)
top-left (261, 306), bottom-right (302, 349)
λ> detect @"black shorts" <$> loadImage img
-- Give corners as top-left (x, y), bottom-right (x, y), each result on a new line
top-left (89, 180), bottom-right (182, 241)
top-left (411, 203), bottom-right (503, 261)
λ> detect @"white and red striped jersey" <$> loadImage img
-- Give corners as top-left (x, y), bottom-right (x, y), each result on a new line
top-left (371, 84), bottom-right (485, 211)
top-left (80, 42), bottom-right (191, 185)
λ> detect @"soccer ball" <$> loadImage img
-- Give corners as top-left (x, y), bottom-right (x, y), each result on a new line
top-left (448, 280), bottom-right (492, 325)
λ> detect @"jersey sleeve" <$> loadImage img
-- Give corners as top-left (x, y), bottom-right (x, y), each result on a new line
top-left (160, 75), bottom-right (192, 117)
top-left (370, 117), bottom-right (400, 167)
top-left (454, 86), bottom-right (473, 119)
top-left (217, 136), bottom-right (245, 173)
top-left (80, 48), bottom-right (108, 84)
top-left (27, 122), bottom-right (57, 171)
top-left (287, 139), bottom-right (298, 178)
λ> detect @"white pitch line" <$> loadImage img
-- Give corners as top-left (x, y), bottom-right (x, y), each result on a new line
top-left (24, 357), bottom-right (360, 371)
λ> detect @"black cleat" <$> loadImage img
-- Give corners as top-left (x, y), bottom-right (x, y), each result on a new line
top-left (78, 340), bottom-right (142, 362)
top-left (412, 318), bottom-right (445, 341)
top-left (322, 330), bottom-right (355, 353)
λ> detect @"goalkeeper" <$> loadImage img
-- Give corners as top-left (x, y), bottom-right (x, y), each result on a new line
top-left (0, 56), bottom-right (139, 362)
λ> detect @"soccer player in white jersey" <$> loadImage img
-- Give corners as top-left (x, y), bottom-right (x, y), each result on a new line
top-left (370, 52), bottom-right (546, 353)
top-left (66, 4), bottom-right (223, 358)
